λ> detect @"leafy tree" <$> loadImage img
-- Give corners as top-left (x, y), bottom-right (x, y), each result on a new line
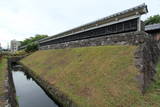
top-left (144, 14), bottom-right (160, 25)
top-left (20, 34), bottom-right (48, 46)
top-left (25, 42), bottom-right (38, 53)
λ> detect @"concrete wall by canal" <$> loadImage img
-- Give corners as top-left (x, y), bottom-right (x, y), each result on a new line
top-left (8, 58), bottom-right (19, 107)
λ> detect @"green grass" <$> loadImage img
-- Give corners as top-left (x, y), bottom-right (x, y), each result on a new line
top-left (0, 58), bottom-right (7, 105)
top-left (144, 59), bottom-right (160, 106)
top-left (148, 59), bottom-right (160, 90)
top-left (155, 59), bottom-right (160, 89)
top-left (21, 45), bottom-right (160, 107)
top-left (16, 96), bottom-right (20, 102)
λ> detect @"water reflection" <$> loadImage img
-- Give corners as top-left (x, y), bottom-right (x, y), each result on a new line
top-left (11, 65), bottom-right (58, 107)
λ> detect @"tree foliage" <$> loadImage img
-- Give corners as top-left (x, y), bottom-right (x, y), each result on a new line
top-left (20, 34), bottom-right (48, 46)
top-left (25, 42), bottom-right (38, 53)
top-left (144, 14), bottom-right (160, 25)
top-left (20, 34), bottom-right (48, 53)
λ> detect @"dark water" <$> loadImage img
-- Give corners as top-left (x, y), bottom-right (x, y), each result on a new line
top-left (11, 65), bottom-right (58, 107)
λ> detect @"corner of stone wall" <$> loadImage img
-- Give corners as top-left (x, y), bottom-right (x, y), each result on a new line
top-left (134, 37), bottom-right (160, 94)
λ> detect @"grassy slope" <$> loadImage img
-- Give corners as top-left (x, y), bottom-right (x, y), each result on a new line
top-left (146, 59), bottom-right (160, 105)
top-left (0, 58), bottom-right (7, 105)
top-left (21, 46), bottom-right (160, 107)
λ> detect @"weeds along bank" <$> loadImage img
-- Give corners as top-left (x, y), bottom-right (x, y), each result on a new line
top-left (0, 58), bottom-right (11, 106)
top-left (20, 44), bottom-right (160, 107)
top-left (0, 57), bottom-right (19, 107)
top-left (0, 58), bottom-right (8, 106)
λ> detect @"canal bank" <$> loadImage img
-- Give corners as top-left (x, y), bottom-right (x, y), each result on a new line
top-left (8, 58), bottom-right (19, 107)
top-left (8, 57), bottom-right (60, 107)
top-left (18, 62), bottom-right (78, 107)
top-left (0, 57), bottom-right (18, 107)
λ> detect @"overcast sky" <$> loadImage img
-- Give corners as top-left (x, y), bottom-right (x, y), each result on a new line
top-left (0, 0), bottom-right (159, 48)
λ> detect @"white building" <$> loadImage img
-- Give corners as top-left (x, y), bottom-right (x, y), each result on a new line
top-left (10, 40), bottom-right (21, 53)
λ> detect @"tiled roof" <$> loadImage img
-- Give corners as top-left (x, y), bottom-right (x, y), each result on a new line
top-left (145, 23), bottom-right (160, 31)
top-left (38, 3), bottom-right (148, 43)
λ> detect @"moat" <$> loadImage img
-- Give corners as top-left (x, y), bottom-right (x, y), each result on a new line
top-left (11, 64), bottom-right (58, 107)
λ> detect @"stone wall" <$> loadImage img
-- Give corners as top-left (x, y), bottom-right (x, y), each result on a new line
top-left (8, 58), bottom-right (19, 107)
top-left (135, 38), bottom-right (160, 94)
top-left (39, 31), bottom-right (148, 50)
top-left (39, 31), bottom-right (160, 94)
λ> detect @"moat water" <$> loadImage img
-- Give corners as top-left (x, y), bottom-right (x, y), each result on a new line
top-left (11, 65), bottom-right (58, 107)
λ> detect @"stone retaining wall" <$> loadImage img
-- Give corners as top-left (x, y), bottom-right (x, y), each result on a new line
top-left (40, 31), bottom-right (148, 50)
top-left (39, 31), bottom-right (160, 94)
top-left (34, 31), bottom-right (160, 95)
top-left (135, 39), bottom-right (160, 94)
top-left (8, 58), bottom-right (19, 107)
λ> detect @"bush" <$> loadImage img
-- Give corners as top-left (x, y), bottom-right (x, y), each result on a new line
top-left (25, 43), bottom-right (38, 53)
top-left (13, 50), bottom-right (27, 56)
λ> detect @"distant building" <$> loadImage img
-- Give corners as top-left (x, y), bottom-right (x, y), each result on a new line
top-left (145, 23), bottom-right (160, 40)
top-left (10, 40), bottom-right (21, 53)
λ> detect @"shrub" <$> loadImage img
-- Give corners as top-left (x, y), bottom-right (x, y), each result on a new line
top-left (25, 43), bottom-right (38, 53)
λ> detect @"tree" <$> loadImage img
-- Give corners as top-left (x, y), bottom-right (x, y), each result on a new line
top-left (144, 14), bottom-right (160, 25)
top-left (25, 42), bottom-right (38, 53)
top-left (20, 34), bottom-right (48, 46)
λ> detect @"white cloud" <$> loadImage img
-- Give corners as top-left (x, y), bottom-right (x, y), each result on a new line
top-left (0, 28), bottom-right (14, 48)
